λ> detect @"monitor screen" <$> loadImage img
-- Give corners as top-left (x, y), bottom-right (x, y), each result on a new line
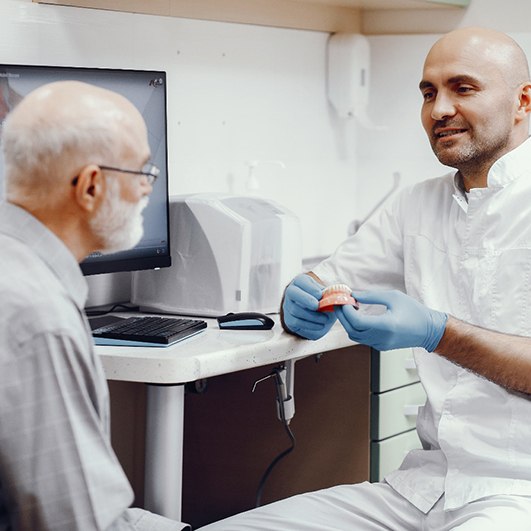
top-left (0, 64), bottom-right (171, 275)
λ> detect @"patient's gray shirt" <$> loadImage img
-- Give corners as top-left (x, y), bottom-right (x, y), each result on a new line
top-left (0, 202), bottom-right (186, 531)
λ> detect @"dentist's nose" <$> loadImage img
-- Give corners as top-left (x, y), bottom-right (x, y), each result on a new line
top-left (431, 91), bottom-right (457, 121)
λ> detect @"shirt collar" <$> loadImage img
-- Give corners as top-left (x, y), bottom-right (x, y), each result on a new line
top-left (0, 201), bottom-right (88, 310)
top-left (450, 137), bottom-right (531, 211)
top-left (487, 136), bottom-right (531, 188)
top-left (452, 171), bottom-right (467, 197)
top-left (451, 172), bottom-right (469, 213)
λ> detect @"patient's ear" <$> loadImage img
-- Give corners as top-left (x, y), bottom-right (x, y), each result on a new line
top-left (72, 164), bottom-right (104, 213)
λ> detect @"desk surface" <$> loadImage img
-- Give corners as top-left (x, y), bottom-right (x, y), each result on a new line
top-left (96, 315), bottom-right (354, 384)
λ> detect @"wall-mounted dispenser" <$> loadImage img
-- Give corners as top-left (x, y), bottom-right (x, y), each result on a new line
top-left (327, 33), bottom-right (383, 130)
top-left (327, 33), bottom-right (369, 119)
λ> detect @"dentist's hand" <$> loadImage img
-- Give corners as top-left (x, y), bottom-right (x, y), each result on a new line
top-left (335, 290), bottom-right (448, 352)
top-left (281, 274), bottom-right (337, 340)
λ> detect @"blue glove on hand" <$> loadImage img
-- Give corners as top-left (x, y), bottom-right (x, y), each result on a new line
top-left (282, 274), bottom-right (337, 340)
top-left (334, 289), bottom-right (448, 352)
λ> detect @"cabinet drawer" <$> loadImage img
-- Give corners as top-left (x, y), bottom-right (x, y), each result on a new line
top-left (371, 429), bottom-right (421, 482)
top-left (371, 382), bottom-right (426, 441)
top-left (371, 348), bottom-right (419, 392)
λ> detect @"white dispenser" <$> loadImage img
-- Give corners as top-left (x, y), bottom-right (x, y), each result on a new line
top-left (131, 193), bottom-right (302, 317)
top-left (327, 33), bottom-right (370, 119)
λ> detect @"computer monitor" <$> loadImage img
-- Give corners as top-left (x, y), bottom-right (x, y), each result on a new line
top-left (0, 63), bottom-right (171, 275)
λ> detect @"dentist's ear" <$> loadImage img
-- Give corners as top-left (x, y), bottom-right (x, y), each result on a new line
top-left (515, 81), bottom-right (531, 122)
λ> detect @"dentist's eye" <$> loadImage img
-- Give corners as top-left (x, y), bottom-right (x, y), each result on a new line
top-left (456, 85), bottom-right (475, 94)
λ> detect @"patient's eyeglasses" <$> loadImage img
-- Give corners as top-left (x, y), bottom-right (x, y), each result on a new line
top-left (99, 163), bottom-right (160, 185)
top-left (71, 162), bottom-right (160, 186)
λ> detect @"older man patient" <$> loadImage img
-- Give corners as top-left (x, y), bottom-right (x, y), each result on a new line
top-left (0, 82), bottom-right (188, 530)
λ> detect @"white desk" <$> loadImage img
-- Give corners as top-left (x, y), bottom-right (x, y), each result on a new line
top-left (96, 315), bottom-right (353, 520)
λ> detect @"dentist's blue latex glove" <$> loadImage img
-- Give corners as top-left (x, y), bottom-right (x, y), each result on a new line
top-left (281, 274), bottom-right (336, 340)
top-left (335, 289), bottom-right (448, 352)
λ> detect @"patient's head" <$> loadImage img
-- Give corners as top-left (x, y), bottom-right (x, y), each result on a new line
top-left (1, 80), bottom-right (153, 258)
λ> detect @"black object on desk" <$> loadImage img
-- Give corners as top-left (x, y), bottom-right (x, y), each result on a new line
top-left (217, 312), bottom-right (275, 330)
top-left (89, 315), bottom-right (207, 346)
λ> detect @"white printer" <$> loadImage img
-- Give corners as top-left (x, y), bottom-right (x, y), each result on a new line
top-left (131, 193), bottom-right (302, 317)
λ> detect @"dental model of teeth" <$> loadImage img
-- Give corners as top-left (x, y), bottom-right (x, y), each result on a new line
top-left (318, 283), bottom-right (359, 312)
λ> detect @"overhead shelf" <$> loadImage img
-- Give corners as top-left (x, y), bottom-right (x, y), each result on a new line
top-left (33, 0), bottom-right (470, 34)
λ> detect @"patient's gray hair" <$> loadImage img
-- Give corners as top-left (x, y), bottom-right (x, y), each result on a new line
top-left (1, 109), bottom-right (118, 207)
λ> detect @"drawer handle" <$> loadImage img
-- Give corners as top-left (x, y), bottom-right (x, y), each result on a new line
top-left (403, 358), bottom-right (417, 370)
top-left (403, 404), bottom-right (421, 417)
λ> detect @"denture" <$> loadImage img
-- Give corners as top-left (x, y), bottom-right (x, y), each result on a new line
top-left (318, 283), bottom-right (359, 312)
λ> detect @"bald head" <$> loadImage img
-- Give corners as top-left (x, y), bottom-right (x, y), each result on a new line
top-left (2, 80), bottom-right (147, 206)
top-left (426, 27), bottom-right (530, 88)
top-left (10, 80), bottom-right (141, 131)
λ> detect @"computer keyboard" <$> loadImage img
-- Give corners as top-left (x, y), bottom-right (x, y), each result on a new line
top-left (90, 315), bottom-right (207, 346)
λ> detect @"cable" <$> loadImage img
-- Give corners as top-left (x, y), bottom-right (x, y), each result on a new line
top-left (85, 303), bottom-right (140, 317)
top-left (255, 418), bottom-right (296, 508)
top-left (254, 366), bottom-right (297, 508)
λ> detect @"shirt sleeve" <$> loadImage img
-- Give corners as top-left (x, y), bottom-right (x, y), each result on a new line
top-left (0, 329), bottom-right (186, 530)
top-left (313, 186), bottom-right (408, 292)
top-left (120, 509), bottom-right (190, 531)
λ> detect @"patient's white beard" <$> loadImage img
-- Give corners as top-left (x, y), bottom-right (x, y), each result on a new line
top-left (90, 178), bottom-right (149, 254)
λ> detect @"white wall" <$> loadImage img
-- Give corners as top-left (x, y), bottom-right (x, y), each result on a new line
top-left (355, 33), bottom-right (442, 220)
top-left (0, 0), bottom-right (360, 262)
